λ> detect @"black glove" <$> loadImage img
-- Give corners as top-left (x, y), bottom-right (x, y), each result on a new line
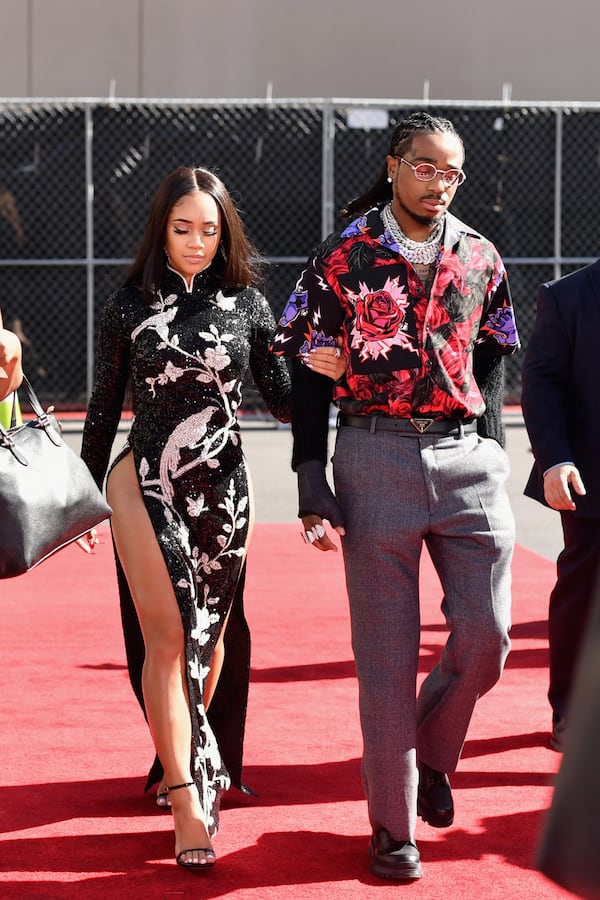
top-left (296, 460), bottom-right (345, 528)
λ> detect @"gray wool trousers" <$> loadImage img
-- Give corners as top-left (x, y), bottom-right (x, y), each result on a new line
top-left (332, 424), bottom-right (514, 842)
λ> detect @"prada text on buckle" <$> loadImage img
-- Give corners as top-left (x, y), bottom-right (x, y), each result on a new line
top-left (410, 418), bottom-right (434, 433)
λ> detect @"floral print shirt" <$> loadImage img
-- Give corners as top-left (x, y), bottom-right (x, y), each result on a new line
top-left (273, 206), bottom-right (520, 421)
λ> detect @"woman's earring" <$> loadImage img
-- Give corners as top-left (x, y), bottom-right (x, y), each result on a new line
top-left (387, 175), bottom-right (392, 183)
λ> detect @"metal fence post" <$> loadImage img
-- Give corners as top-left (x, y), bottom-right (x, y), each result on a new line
top-left (85, 103), bottom-right (95, 399)
top-left (554, 108), bottom-right (563, 282)
top-left (321, 102), bottom-right (335, 239)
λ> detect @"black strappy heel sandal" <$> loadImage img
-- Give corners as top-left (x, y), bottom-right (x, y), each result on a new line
top-left (167, 782), bottom-right (216, 869)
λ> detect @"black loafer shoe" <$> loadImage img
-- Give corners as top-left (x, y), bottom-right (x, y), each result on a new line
top-left (418, 761), bottom-right (454, 827)
top-left (368, 829), bottom-right (422, 881)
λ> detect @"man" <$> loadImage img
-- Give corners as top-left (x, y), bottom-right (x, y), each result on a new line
top-left (0, 308), bottom-right (23, 414)
top-left (521, 262), bottom-right (600, 753)
top-left (272, 112), bottom-right (519, 881)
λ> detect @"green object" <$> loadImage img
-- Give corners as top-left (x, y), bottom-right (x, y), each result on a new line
top-left (0, 393), bottom-right (22, 429)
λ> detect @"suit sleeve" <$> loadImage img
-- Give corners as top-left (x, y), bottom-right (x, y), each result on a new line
top-left (520, 283), bottom-right (574, 472)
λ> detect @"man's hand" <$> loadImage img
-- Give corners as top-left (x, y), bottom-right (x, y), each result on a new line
top-left (297, 460), bottom-right (345, 552)
top-left (300, 513), bottom-right (345, 553)
top-left (303, 338), bottom-right (346, 382)
top-left (544, 464), bottom-right (586, 511)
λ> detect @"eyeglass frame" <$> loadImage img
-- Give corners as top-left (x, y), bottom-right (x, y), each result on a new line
top-left (395, 156), bottom-right (466, 187)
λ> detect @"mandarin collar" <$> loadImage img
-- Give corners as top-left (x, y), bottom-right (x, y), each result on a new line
top-left (165, 263), bottom-right (218, 294)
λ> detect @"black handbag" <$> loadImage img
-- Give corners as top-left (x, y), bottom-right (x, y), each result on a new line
top-left (0, 376), bottom-right (112, 578)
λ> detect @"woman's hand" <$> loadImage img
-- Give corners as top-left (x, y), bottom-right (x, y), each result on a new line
top-left (303, 337), bottom-right (346, 381)
top-left (76, 530), bottom-right (99, 554)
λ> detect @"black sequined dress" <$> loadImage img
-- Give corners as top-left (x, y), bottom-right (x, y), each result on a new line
top-left (80, 270), bottom-right (291, 833)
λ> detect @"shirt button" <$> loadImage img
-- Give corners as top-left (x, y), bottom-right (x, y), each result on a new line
top-left (425, 360), bottom-right (432, 368)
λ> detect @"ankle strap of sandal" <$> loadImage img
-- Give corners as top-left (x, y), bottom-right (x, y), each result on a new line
top-left (166, 781), bottom-right (194, 792)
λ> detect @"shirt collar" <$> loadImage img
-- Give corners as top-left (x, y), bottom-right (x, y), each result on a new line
top-left (442, 212), bottom-right (481, 248)
top-left (366, 205), bottom-right (480, 253)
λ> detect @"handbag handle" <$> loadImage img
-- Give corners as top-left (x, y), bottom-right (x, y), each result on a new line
top-left (18, 374), bottom-right (49, 417)
top-left (18, 375), bottom-right (62, 446)
top-left (0, 375), bottom-right (62, 464)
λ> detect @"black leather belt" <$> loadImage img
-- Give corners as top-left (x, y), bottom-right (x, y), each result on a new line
top-left (338, 413), bottom-right (477, 436)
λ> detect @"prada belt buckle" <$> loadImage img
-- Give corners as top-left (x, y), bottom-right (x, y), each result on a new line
top-left (410, 417), bottom-right (434, 433)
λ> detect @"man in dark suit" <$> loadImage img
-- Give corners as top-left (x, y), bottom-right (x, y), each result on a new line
top-left (521, 260), bottom-right (600, 751)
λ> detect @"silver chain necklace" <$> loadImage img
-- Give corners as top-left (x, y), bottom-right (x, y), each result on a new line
top-left (382, 203), bottom-right (443, 265)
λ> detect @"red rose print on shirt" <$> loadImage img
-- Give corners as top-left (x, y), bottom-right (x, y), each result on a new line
top-left (349, 276), bottom-right (414, 361)
top-left (357, 290), bottom-right (403, 339)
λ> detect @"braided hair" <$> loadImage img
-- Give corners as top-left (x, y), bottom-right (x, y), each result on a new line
top-left (340, 111), bottom-right (464, 220)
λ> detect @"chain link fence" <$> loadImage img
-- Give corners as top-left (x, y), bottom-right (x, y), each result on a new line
top-left (1, 99), bottom-right (598, 411)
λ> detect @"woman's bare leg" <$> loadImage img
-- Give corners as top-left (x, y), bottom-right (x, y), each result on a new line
top-left (107, 452), bottom-right (214, 865)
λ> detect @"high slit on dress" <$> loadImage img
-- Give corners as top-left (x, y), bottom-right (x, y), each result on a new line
top-left (81, 271), bottom-right (291, 834)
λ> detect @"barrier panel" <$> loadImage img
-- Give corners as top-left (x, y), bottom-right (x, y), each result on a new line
top-left (1, 99), bottom-right (597, 409)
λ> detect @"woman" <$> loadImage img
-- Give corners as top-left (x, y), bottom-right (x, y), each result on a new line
top-left (80, 166), bottom-right (344, 869)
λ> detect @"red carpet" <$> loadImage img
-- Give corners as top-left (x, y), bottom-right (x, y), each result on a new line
top-left (0, 524), bottom-right (572, 899)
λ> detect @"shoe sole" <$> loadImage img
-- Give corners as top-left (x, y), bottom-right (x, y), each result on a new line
top-left (368, 847), bottom-right (423, 880)
top-left (369, 859), bottom-right (423, 880)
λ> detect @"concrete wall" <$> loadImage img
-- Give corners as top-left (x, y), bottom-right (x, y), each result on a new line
top-left (0, 0), bottom-right (598, 102)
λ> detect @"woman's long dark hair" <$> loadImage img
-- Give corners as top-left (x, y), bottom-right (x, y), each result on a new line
top-left (340, 112), bottom-right (464, 220)
top-left (125, 166), bottom-right (263, 304)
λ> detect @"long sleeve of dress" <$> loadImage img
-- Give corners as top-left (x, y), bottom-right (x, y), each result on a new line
top-left (248, 289), bottom-right (292, 423)
top-left (80, 292), bottom-right (131, 490)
